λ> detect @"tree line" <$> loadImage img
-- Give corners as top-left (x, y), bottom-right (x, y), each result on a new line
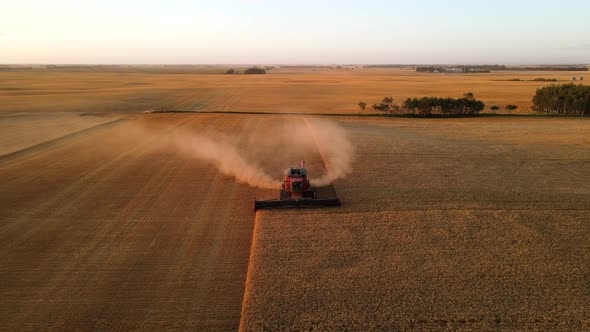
top-left (416, 66), bottom-right (490, 73)
top-left (532, 84), bottom-right (590, 116)
top-left (490, 104), bottom-right (519, 113)
top-left (416, 65), bottom-right (588, 73)
top-left (358, 93), bottom-right (486, 116)
top-left (224, 67), bottom-right (267, 75)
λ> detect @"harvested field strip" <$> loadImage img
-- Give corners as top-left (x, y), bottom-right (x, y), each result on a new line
top-left (0, 116), bottom-right (195, 244)
top-left (0, 118), bottom-right (125, 162)
top-left (0, 114), bottom-right (271, 330)
top-left (0, 112), bottom-right (120, 157)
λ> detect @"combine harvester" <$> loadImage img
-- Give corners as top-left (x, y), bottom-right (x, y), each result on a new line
top-left (253, 160), bottom-right (341, 211)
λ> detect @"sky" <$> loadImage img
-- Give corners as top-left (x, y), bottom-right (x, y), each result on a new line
top-left (1, 0), bottom-right (589, 64)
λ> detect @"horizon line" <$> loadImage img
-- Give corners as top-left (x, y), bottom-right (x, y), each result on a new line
top-left (1, 63), bottom-right (589, 67)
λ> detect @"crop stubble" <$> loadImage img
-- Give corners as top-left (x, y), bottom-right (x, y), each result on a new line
top-left (0, 112), bottom-right (116, 156)
top-left (0, 114), bottom-right (285, 330)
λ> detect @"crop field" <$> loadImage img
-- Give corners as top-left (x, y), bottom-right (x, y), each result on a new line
top-left (241, 117), bottom-right (590, 330)
top-left (1, 68), bottom-right (587, 115)
top-left (0, 112), bottom-right (117, 156)
top-left (0, 113), bottom-right (296, 330)
top-left (1, 69), bottom-right (589, 330)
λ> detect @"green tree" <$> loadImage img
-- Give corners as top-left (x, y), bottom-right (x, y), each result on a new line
top-left (358, 101), bottom-right (367, 113)
top-left (402, 94), bottom-right (485, 116)
top-left (368, 97), bottom-right (397, 113)
top-left (532, 83), bottom-right (590, 116)
top-left (244, 67), bottom-right (266, 75)
top-left (490, 105), bottom-right (501, 112)
top-left (505, 104), bottom-right (518, 112)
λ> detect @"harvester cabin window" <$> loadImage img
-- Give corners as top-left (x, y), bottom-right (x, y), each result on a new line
top-left (287, 168), bottom-right (307, 177)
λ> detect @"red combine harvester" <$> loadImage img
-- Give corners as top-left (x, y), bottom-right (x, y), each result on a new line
top-left (253, 160), bottom-right (341, 211)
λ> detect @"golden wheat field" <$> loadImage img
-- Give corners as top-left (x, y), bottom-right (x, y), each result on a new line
top-left (1, 68), bottom-right (587, 114)
top-left (1, 69), bottom-right (589, 330)
top-left (241, 117), bottom-right (590, 330)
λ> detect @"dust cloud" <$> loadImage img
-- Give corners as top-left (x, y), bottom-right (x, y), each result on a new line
top-left (304, 118), bottom-right (355, 186)
top-left (174, 132), bottom-right (281, 189)
top-left (133, 117), bottom-right (354, 189)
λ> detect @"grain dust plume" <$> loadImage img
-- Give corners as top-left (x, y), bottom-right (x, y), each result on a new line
top-left (303, 118), bottom-right (355, 187)
top-left (131, 117), bottom-right (354, 189)
top-left (173, 131), bottom-right (281, 189)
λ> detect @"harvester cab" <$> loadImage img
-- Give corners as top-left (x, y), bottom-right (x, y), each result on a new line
top-left (254, 160), bottom-right (341, 211)
top-left (280, 160), bottom-right (316, 200)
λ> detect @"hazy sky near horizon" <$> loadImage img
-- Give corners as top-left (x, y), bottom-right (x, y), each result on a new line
top-left (1, 0), bottom-right (589, 64)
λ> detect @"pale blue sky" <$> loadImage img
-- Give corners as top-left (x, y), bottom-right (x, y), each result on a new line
top-left (1, 0), bottom-right (589, 64)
